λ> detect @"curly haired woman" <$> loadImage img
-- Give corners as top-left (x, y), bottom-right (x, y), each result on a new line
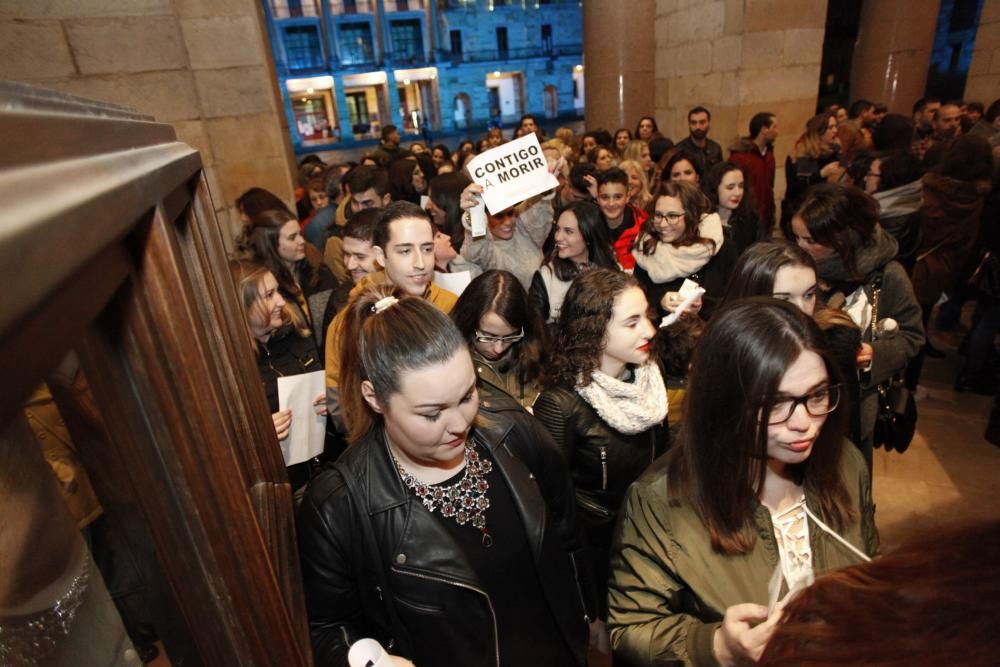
top-left (533, 269), bottom-right (670, 650)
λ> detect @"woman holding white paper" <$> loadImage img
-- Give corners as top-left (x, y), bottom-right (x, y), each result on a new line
top-left (458, 160), bottom-right (559, 291)
top-left (607, 298), bottom-right (877, 667)
top-left (231, 260), bottom-right (329, 491)
top-left (633, 180), bottom-right (734, 320)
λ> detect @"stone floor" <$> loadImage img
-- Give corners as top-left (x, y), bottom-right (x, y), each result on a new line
top-left (872, 325), bottom-right (1000, 552)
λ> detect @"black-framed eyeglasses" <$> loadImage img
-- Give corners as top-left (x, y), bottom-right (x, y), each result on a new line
top-left (652, 211), bottom-right (685, 226)
top-left (767, 385), bottom-right (841, 424)
top-left (475, 328), bottom-right (524, 345)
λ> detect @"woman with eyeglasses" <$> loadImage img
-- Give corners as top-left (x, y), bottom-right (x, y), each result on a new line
top-left (451, 270), bottom-right (548, 408)
top-left (534, 269), bottom-right (670, 654)
top-left (607, 298), bottom-right (877, 667)
top-left (633, 180), bottom-right (733, 320)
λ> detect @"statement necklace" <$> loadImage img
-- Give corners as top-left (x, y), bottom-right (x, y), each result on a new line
top-left (391, 440), bottom-right (494, 548)
top-left (0, 550), bottom-right (90, 666)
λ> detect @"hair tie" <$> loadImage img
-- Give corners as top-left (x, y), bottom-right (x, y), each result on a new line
top-left (371, 296), bottom-right (399, 314)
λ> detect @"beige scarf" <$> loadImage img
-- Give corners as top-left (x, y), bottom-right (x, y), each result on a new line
top-left (633, 212), bottom-right (724, 283)
top-left (576, 363), bottom-right (668, 434)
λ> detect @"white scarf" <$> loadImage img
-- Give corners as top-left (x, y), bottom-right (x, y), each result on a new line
top-left (576, 363), bottom-right (668, 434)
top-left (633, 212), bottom-right (724, 283)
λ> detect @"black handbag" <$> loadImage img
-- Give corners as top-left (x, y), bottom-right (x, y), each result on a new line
top-left (873, 379), bottom-right (917, 453)
top-left (869, 272), bottom-right (918, 453)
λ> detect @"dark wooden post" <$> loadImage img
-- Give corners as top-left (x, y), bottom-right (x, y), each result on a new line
top-left (0, 82), bottom-right (312, 665)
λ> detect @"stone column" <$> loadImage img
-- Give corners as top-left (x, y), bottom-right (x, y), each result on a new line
top-left (582, 0), bottom-right (656, 132)
top-left (654, 0), bottom-right (828, 202)
top-left (850, 0), bottom-right (942, 114)
top-left (0, 0), bottom-right (297, 243)
top-left (964, 0), bottom-right (1000, 104)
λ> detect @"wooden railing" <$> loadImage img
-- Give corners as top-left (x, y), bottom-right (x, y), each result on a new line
top-left (0, 82), bottom-right (311, 665)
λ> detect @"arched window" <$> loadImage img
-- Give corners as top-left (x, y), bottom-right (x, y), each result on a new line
top-left (453, 93), bottom-right (472, 129)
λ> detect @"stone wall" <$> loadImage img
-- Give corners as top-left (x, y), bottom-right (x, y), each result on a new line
top-left (653, 0), bottom-right (829, 198)
top-left (0, 0), bottom-right (297, 244)
top-left (965, 0), bottom-right (1000, 104)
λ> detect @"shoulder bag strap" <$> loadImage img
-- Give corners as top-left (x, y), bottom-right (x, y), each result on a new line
top-left (869, 270), bottom-right (884, 342)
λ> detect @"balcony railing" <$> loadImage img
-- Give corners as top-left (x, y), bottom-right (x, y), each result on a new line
top-left (438, 43), bottom-right (581, 64)
top-left (329, 0), bottom-right (373, 14)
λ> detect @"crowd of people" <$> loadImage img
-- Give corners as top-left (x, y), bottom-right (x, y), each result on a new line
top-left (229, 97), bottom-right (1000, 666)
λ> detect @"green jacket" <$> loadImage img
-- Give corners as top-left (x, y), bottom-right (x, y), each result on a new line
top-left (607, 442), bottom-right (878, 667)
top-left (472, 349), bottom-right (542, 409)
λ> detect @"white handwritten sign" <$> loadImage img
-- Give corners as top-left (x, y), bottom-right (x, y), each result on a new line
top-left (466, 133), bottom-right (559, 214)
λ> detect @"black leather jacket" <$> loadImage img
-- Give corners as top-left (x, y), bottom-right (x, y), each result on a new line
top-left (533, 386), bottom-right (669, 546)
top-left (296, 396), bottom-right (593, 666)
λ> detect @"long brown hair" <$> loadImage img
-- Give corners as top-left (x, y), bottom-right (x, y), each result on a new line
top-left (339, 286), bottom-right (467, 442)
top-left (759, 520), bottom-right (1000, 666)
top-left (228, 260), bottom-right (308, 346)
top-left (639, 180), bottom-right (715, 255)
top-left (792, 111), bottom-right (837, 159)
top-left (667, 297), bottom-right (854, 554)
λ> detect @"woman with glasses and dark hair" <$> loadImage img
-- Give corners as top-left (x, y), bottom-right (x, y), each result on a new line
top-left (608, 298), bottom-right (877, 667)
top-left (634, 180), bottom-right (732, 320)
top-left (534, 269), bottom-right (670, 653)
top-left (451, 270), bottom-right (548, 408)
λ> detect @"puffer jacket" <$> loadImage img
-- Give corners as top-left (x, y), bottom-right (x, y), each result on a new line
top-left (608, 443), bottom-right (878, 667)
top-left (297, 397), bottom-right (593, 667)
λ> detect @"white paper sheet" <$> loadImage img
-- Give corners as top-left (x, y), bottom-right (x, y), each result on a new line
top-left (276, 370), bottom-right (326, 467)
top-left (466, 133), bottom-right (559, 214)
top-left (434, 270), bottom-right (472, 295)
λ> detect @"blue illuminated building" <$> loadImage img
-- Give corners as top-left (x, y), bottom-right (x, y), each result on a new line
top-left (261, 0), bottom-right (584, 156)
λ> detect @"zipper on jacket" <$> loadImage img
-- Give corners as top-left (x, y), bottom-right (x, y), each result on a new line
top-left (599, 445), bottom-right (608, 491)
top-left (392, 567), bottom-right (500, 667)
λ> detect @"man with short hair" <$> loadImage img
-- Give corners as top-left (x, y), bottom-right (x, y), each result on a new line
top-left (933, 102), bottom-right (962, 139)
top-left (729, 112), bottom-right (778, 227)
top-left (371, 124), bottom-right (403, 166)
top-left (912, 97), bottom-right (941, 134)
top-left (325, 202), bottom-right (458, 417)
top-left (518, 114), bottom-right (545, 141)
top-left (319, 208), bottom-right (381, 351)
top-left (676, 106), bottom-right (723, 171)
top-left (595, 168), bottom-right (646, 270)
top-left (847, 99), bottom-right (877, 129)
top-left (322, 165), bottom-right (392, 283)
top-left (345, 165), bottom-right (392, 213)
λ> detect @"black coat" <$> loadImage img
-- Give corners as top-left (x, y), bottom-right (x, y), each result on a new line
top-left (256, 326), bottom-right (322, 414)
top-left (633, 248), bottom-right (734, 320)
top-left (256, 326), bottom-right (330, 489)
top-left (532, 385), bottom-right (669, 615)
top-left (296, 396), bottom-right (593, 667)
